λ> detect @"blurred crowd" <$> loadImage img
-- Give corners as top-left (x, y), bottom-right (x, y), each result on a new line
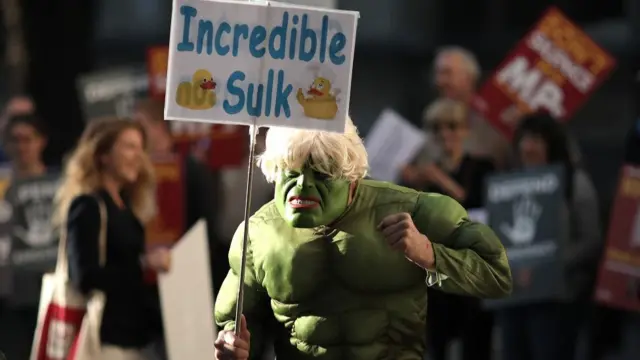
top-left (0, 5), bottom-right (639, 360)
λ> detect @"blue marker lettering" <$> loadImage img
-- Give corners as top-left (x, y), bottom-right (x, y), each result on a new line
top-left (299, 14), bottom-right (316, 62)
top-left (318, 15), bottom-right (328, 63)
top-left (249, 26), bottom-right (267, 58)
top-left (288, 15), bottom-right (299, 60)
top-left (177, 5), bottom-right (197, 52)
top-left (274, 70), bottom-right (292, 118)
top-left (264, 69), bottom-right (274, 117)
top-left (232, 24), bottom-right (249, 57)
top-left (269, 12), bottom-right (288, 60)
top-left (197, 20), bottom-right (214, 55)
top-left (247, 81), bottom-right (264, 117)
top-left (215, 22), bottom-right (231, 56)
top-left (224, 71), bottom-right (245, 114)
top-left (329, 32), bottom-right (347, 65)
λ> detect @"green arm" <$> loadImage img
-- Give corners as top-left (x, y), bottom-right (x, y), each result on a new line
top-left (412, 192), bottom-right (512, 298)
top-left (214, 221), bottom-right (269, 358)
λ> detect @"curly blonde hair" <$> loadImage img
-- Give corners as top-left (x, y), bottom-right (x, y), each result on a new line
top-left (52, 118), bottom-right (156, 228)
top-left (257, 116), bottom-right (368, 182)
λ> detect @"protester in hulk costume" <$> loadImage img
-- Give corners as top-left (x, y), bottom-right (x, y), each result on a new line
top-left (214, 117), bottom-right (512, 360)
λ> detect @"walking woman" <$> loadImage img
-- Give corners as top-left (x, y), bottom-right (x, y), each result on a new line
top-left (498, 114), bottom-right (602, 360)
top-left (52, 118), bottom-right (171, 360)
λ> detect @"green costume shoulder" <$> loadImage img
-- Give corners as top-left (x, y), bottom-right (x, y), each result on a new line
top-left (215, 180), bottom-right (512, 360)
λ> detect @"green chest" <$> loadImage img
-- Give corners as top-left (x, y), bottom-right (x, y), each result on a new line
top-left (251, 223), bottom-right (426, 303)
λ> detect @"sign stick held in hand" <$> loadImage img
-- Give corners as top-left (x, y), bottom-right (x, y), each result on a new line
top-left (233, 123), bottom-right (258, 335)
top-left (232, 0), bottom-right (265, 336)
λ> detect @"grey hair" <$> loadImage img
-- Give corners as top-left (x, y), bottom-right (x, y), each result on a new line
top-left (423, 98), bottom-right (468, 126)
top-left (434, 46), bottom-right (481, 82)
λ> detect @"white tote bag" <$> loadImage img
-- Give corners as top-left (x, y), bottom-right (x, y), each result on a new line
top-left (30, 198), bottom-right (107, 360)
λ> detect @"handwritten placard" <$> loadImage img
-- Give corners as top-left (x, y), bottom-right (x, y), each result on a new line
top-left (165, 0), bottom-right (359, 133)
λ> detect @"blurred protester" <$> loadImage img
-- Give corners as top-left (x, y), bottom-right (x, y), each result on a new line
top-left (0, 96), bottom-right (36, 163)
top-left (133, 99), bottom-right (226, 295)
top-left (3, 114), bottom-right (48, 178)
top-left (498, 114), bottom-right (602, 360)
top-left (0, 96), bottom-right (35, 125)
top-left (53, 118), bottom-right (170, 359)
top-left (401, 98), bottom-right (496, 360)
top-left (433, 46), bottom-right (510, 169)
top-left (0, 113), bottom-right (49, 360)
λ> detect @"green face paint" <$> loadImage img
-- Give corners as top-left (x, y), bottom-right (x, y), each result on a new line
top-left (274, 166), bottom-right (351, 228)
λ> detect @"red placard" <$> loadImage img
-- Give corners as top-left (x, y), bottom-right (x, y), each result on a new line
top-left (147, 46), bottom-right (169, 101)
top-left (595, 165), bottom-right (640, 312)
top-left (145, 155), bottom-right (185, 283)
top-left (146, 45), bottom-right (246, 169)
top-left (472, 6), bottom-right (616, 139)
top-left (170, 122), bottom-right (247, 169)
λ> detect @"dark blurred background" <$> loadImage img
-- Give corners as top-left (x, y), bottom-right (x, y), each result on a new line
top-left (0, 0), bottom-right (636, 208)
top-left (0, 1), bottom-right (638, 358)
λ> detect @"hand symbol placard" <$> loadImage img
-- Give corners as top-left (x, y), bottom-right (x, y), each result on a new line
top-left (14, 219), bottom-right (53, 247)
top-left (500, 195), bottom-right (541, 245)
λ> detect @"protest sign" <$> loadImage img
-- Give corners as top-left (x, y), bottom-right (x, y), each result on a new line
top-left (467, 208), bottom-right (488, 225)
top-left (6, 173), bottom-right (60, 306)
top-left (159, 220), bottom-right (215, 360)
top-left (145, 155), bottom-right (186, 283)
top-left (78, 65), bottom-right (149, 120)
top-left (595, 166), bottom-right (640, 312)
top-left (365, 109), bottom-right (425, 182)
top-left (472, 6), bottom-right (616, 139)
top-left (148, 46), bottom-right (170, 101)
top-left (0, 168), bottom-right (13, 298)
top-left (165, 0), bottom-right (359, 133)
top-left (147, 155), bottom-right (186, 248)
top-left (484, 166), bottom-right (567, 308)
top-left (283, 0), bottom-right (337, 8)
top-left (171, 121), bottom-right (246, 169)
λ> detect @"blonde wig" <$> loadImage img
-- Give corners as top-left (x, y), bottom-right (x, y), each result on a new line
top-left (257, 116), bottom-right (368, 183)
top-left (52, 118), bottom-right (156, 228)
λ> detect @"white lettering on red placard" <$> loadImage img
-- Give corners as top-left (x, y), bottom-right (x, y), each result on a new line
top-left (527, 31), bottom-right (594, 93)
top-left (496, 56), bottom-right (565, 118)
top-left (171, 121), bottom-right (211, 137)
top-left (170, 122), bottom-right (238, 137)
top-left (46, 319), bottom-right (76, 359)
top-left (153, 74), bottom-right (167, 93)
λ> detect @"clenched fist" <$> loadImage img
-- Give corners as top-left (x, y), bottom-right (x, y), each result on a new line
top-left (214, 315), bottom-right (251, 360)
top-left (378, 213), bottom-right (435, 270)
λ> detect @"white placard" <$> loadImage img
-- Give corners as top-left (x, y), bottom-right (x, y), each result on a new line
top-left (159, 220), bottom-right (216, 360)
top-left (365, 109), bottom-right (426, 182)
top-left (165, 0), bottom-right (359, 133)
top-left (467, 208), bottom-right (488, 225)
top-left (278, 0), bottom-right (337, 9)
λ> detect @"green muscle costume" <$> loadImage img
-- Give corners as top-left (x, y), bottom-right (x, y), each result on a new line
top-left (215, 179), bottom-right (512, 360)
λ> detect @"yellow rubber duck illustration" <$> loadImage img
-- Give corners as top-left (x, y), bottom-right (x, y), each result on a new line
top-left (175, 69), bottom-right (217, 110)
top-left (296, 77), bottom-right (339, 120)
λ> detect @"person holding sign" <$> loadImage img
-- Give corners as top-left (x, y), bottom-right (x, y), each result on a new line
top-left (403, 99), bottom-right (497, 360)
top-left (213, 117), bottom-right (512, 360)
top-left (52, 119), bottom-right (171, 359)
top-left (497, 114), bottom-right (601, 360)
